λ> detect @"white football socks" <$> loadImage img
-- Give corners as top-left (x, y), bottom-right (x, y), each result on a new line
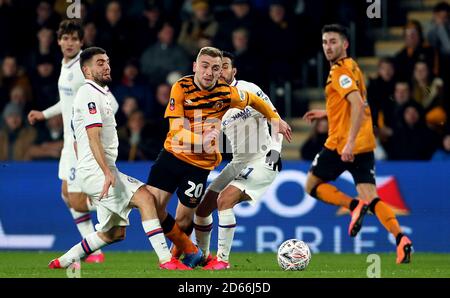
top-left (142, 219), bottom-right (172, 264)
top-left (194, 214), bottom-right (213, 257)
top-left (217, 209), bottom-right (236, 262)
top-left (59, 232), bottom-right (107, 267)
top-left (69, 209), bottom-right (102, 255)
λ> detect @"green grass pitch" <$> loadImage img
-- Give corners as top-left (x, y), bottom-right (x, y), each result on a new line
top-left (0, 251), bottom-right (449, 278)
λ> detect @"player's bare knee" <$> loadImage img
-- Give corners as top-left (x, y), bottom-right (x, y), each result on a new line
top-left (196, 203), bottom-right (211, 217)
top-left (305, 173), bottom-right (321, 195)
top-left (175, 211), bottom-right (193, 231)
top-left (356, 184), bottom-right (378, 202)
top-left (218, 186), bottom-right (241, 210)
top-left (155, 198), bottom-right (168, 218)
top-left (142, 194), bottom-right (166, 218)
top-left (145, 185), bottom-right (163, 204)
top-left (61, 182), bottom-right (69, 204)
top-left (131, 187), bottom-right (153, 209)
top-left (98, 231), bottom-right (115, 244)
top-left (359, 192), bottom-right (377, 202)
top-left (196, 191), bottom-right (217, 217)
top-left (305, 183), bottom-right (314, 195)
top-left (103, 227), bottom-right (126, 243)
top-left (69, 193), bottom-right (89, 212)
top-left (142, 187), bottom-right (157, 208)
top-left (217, 194), bottom-right (232, 210)
top-left (61, 193), bottom-right (70, 208)
top-left (113, 227), bottom-right (126, 242)
top-left (176, 217), bottom-right (192, 232)
top-left (304, 178), bottom-right (314, 195)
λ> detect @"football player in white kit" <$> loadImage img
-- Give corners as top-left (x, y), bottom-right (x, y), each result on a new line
top-left (48, 47), bottom-right (190, 270)
top-left (194, 51), bottom-right (283, 270)
top-left (28, 20), bottom-right (111, 263)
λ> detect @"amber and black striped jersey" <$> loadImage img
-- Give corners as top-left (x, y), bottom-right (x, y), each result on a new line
top-left (164, 75), bottom-right (278, 170)
top-left (324, 57), bottom-right (375, 155)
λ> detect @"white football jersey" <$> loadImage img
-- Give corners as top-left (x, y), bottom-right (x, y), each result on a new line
top-left (43, 52), bottom-right (84, 143)
top-left (43, 51), bottom-right (118, 146)
top-left (221, 79), bottom-right (282, 163)
top-left (72, 79), bottom-right (119, 171)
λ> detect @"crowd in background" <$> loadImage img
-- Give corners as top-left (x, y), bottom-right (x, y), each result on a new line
top-left (0, 0), bottom-right (449, 162)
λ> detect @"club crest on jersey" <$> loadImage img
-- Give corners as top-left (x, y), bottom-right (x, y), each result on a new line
top-left (339, 75), bottom-right (352, 89)
top-left (238, 90), bottom-right (246, 101)
top-left (88, 102), bottom-right (97, 114)
top-left (127, 176), bottom-right (138, 184)
top-left (169, 98), bottom-right (175, 111)
top-left (213, 100), bottom-right (224, 110)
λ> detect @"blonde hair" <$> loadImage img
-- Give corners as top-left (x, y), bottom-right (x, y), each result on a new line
top-left (196, 47), bottom-right (223, 61)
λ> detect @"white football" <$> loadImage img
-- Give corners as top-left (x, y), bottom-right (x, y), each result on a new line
top-left (277, 239), bottom-right (312, 271)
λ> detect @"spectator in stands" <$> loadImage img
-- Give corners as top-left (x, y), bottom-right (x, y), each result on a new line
top-left (79, 1), bottom-right (90, 23)
top-left (0, 103), bottom-right (37, 160)
top-left (140, 22), bottom-right (190, 87)
top-left (368, 58), bottom-right (396, 129)
top-left (289, 0), bottom-right (326, 58)
top-left (231, 27), bottom-right (261, 84)
top-left (394, 20), bottom-right (437, 82)
top-left (178, 0), bottom-right (218, 59)
top-left (34, 0), bottom-right (61, 31)
top-left (428, 1), bottom-right (450, 50)
top-left (411, 60), bottom-right (446, 129)
top-left (27, 27), bottom-right (59, 73)
top-left (432, 120), bottom-right (450, 160)
top-left (300, 118), bottom-right (328, 161)
top-left (116, 95), bottom-right (139, 127)
top-left (83, 21), bottom-right (97, 48)
top-left (118, 110), bottom-right (153, 161)
top-left (378, 81), bottom-right (413, 145)
top-left (0, 0), bottom-right (19, 59)
top-left (132, 0), bottom-right (165, 56)
top-left (262, 0), bottom-right (299, 83)
top-left (30, 55), bottom-right (58, 112)
top-left (384, 101), bottom-right (440, 160)
top-left (144, 82), bottom-right (170, 158)
top-left (428, 2), bottom-right (450, 59)
top-left (432, 133), bottom-right (450, 160)
top-left (0, 55), bottom-right (33, 112)
top-left (9, 85), bottom-right (32, 114)
top-left (96, 0), bottom-right (131, 83)
top-left (24, 115), bottom-right (63, 160)
top-left (214, 0), bottom-right (260, 52)
top-left (427, 2), bottom-right (450, 120)
top-left (112, 59), bottom-right (154, 118)
top-left (152, 82), bottom-right (170, 119)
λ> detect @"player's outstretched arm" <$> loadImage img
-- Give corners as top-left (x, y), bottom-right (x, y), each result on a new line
top-left (270, 118), bottom-right (292, 143)
top-left (27, 110), bottom-right (46, 125)
top-left (230, 89), bottom-right (292, 142)
top-left (28, 102), bottom-right (63, 125)
top-left (86, 126), bottom-right (116, 199)
top-left (302, 109), bottom-right (327, 123)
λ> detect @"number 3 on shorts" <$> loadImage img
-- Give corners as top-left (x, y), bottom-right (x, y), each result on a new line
top-left (69, 167), bottom-right (76, 181)
top-left (184, 181), bottom-right (204, 198)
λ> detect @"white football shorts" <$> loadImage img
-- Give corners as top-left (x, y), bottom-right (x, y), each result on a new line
top-left (78, 166), bottom-right (144, 232)
top-left (208, 157), bottom-right (278, 203)
top-left (58, 138), bottom-right (82, 193)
